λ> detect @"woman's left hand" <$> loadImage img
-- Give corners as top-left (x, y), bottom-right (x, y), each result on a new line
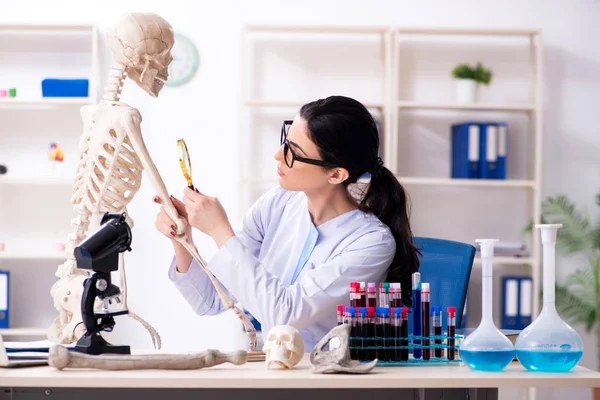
top-left (182, 187), bottom-right (235, 247)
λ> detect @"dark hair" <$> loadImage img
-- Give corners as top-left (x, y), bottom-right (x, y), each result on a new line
top-left (299, 95), bottom-right (421, 306)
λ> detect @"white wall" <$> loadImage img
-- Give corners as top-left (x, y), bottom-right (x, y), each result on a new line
top-left (0, 0), bottom-right (599, 398)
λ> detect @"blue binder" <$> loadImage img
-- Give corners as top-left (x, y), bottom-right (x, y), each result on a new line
top-left (0, 271), bottom-right (8, 329)
top-left (451, 123), bottom-right (480, 179)
top-left (502, 276), bottom-right (519, 329)
top-left (502, 276), bottom-right (532, 330)
top-left (495, 122), bottom-right (507, 179)
top-left (479, 123), bottom-right (498, 179)
top-left (519, 277), bottom-right (533, 328)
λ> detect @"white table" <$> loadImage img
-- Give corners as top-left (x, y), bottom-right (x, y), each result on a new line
top-left (0, 356), bottom-right (599, 400)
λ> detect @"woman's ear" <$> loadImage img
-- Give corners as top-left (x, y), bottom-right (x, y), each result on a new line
top-left (327, 167), bottom-right (350, 185)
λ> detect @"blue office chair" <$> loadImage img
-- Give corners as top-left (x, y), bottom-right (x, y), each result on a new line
top-left (408, 237), bottom-right (476, 333)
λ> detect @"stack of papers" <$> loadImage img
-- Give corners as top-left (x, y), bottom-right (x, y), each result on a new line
top-left (4, 340), bottom-right (74, 360)
top-left (5, 340), bottom-right (56, 353)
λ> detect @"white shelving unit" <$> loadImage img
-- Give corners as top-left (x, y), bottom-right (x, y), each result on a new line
top-left (0, 23), bottom-right (100, 338)
top-left (389, 27), bottom-right (543, 322)
top-left (239, 24), bottom-right (543, 301)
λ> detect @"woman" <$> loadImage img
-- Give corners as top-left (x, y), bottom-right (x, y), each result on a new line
top-left (153, 95), bottom-right (420, 350)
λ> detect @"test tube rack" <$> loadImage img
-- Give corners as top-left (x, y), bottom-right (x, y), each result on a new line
top-left (349, 333), bottom-right (464, 366)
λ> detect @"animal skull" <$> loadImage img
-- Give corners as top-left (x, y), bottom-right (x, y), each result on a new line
top-left (263, 325), bottom-right (304, 369)
top-left (310, 324), bottom-right (377, 374)
top-left (104, 13), bottom-right (174, 97)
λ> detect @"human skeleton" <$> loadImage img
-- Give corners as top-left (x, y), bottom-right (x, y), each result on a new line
top-left (48, 12), bottom-right (256, 351)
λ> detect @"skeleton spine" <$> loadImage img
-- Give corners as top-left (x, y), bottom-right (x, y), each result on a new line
top-left (102, 63), bottom-right (127, 102)
top-left (57, 206), bottom-right (92, 277)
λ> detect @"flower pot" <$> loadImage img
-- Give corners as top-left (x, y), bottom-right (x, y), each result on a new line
top-left (455, 78), bottom-right (478, 104)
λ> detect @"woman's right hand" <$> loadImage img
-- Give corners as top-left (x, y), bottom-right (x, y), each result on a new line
top-left (153, 195), bottom-right (193, 240)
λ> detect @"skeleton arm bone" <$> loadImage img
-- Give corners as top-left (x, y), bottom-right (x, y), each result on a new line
top-left (121, 110), bottom-right (257, 349)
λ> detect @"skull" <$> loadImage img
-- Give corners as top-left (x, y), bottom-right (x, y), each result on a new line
top-left (105, 13), bottom-right (175, 97)
top-left (262, 325), bottom-right (305, 369)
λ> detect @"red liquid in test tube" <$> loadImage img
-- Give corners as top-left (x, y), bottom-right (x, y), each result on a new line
top-left (350, 282), bottom-right (359, 308)
top-left (359, 282), bottom-right (366, 307)
top-left (367, 283), bottom-right (377, 307)
top-left (447, 306), bottom-right (456, 360)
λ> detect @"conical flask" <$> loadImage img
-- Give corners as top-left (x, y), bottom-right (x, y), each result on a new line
top-left (459, 239), bottom-right (515, 371)
top-left (515, 224), bottom-right (583, 372)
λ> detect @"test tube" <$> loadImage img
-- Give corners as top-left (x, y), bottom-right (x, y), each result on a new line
top-left (350, 282), bottom-right (359, 308)
top-left (412, 272), bottom-right (422, 359)
top-left (367, 283), bottom-right (377, 307)
top-left (359, 282), bottom-right (366, 307)
top-left (348, 307), bottom-right (357, 359)
top-left (358, 307), bottom-right (367, 360)
top-left (388, 283), bottom-right (396, 307)
top-left (422, 282), bottom-right (431, 360)
top-left (393, 283), bottom-right (403, 307)
top-left (432, 306), bottom-right (443, 358)
top-left (366, 307), bottom-right (376, 360)
top-left (392, 307), bottom-right (401, 361)
top-left (447, 306), bottom-right (456, 360)
top-left (400, 307), bottom-right (409, 361)
top-left (337, 305), bottom-right (344, 325)
top-left (375, 307), bottom-right (389, 361)
top-left (379, 282), bottom-right (390, 307)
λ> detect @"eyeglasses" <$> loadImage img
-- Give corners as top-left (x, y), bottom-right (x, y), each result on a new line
top-left (280, 120), bottom-right (338, 169)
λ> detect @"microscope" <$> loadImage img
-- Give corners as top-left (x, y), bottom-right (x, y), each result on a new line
top-left (73, 212), bottom-right (132, 355)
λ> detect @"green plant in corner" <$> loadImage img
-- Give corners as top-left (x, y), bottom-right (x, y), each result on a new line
top-left (525, 191), bottom-right (600, 369)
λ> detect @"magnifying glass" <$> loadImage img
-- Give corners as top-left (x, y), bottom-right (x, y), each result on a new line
top-left (177, 139), bottom-right (195, 190)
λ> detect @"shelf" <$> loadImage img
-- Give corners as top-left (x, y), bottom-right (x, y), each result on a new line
top-left (243, 176), bottom-right (536, 189)
top-left (395, 177), bottom-right (536, 188)
top-left (0, 176), bottom-right (74, 185)
top-left (0, 328), bottom-right (47, 336)
top-left (397, 101), bottom-right (535, 112)
top-left (395, 27), bottom-right (539, 37)
top-left (0, 24), bottom-right (94, 33)
top-left (245, 99), bottom-right (384, 109)
top-left (244, 25), bottom-right (389, 35)
top-left (0, 249), bottom-right (67, 260)
top-left (0, 98), bottom-right (92, 108)
top-left (474, 256), bottom-right (535, 266)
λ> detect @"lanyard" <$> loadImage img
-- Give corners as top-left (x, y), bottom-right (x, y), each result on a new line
top-left (290, 224), bottom-right (319, 285)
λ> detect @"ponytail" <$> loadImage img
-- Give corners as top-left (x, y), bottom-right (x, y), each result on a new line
top-left (358, 166), bottom-right (421, 307)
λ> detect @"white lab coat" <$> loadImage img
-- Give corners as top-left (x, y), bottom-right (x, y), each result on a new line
top-left (168, 186), bottom-right (396, 350)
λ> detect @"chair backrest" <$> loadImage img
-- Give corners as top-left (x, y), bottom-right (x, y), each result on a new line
top-left (409, 237), bottom-right (476, 333)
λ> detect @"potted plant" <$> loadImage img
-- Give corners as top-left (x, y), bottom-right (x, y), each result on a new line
top-left (451, 62), bottom-right (493, 103)
top-left (524, 191), bottom-right (600, 385)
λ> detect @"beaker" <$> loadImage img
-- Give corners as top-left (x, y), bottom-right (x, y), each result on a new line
top-left (459, 239), bottom-right (515, 371)
top-left (515, 224), bottom-right (583, 372)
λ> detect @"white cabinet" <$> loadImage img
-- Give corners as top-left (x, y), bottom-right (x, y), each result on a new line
top-left (0, 23), bottom-right (100, 338)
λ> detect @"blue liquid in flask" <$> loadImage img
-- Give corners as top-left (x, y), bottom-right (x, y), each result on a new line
top-left (516, 350), bottom-right (583, 372)
top-left (459, 349), bottom-right (515, 372)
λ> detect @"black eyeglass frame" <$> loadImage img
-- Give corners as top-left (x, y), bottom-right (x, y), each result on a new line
top-left (280, 120), bottom-right (338, 169)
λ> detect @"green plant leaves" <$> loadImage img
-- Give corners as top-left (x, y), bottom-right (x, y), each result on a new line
top-left (556, 284), bottom-right (596, 332)
top-left (451, 62), bottom-right (492, 85)
top-left (541, 195), bottom-right (595, 258)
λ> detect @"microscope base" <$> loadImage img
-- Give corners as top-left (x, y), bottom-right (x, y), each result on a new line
top-left (74, 333), bottom-right (131, 356)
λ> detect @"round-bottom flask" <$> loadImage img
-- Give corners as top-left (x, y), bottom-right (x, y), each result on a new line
top-left (515, 224), bottom-right (583, 372)
top-left (459, 239), bottom-right (515, 372)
